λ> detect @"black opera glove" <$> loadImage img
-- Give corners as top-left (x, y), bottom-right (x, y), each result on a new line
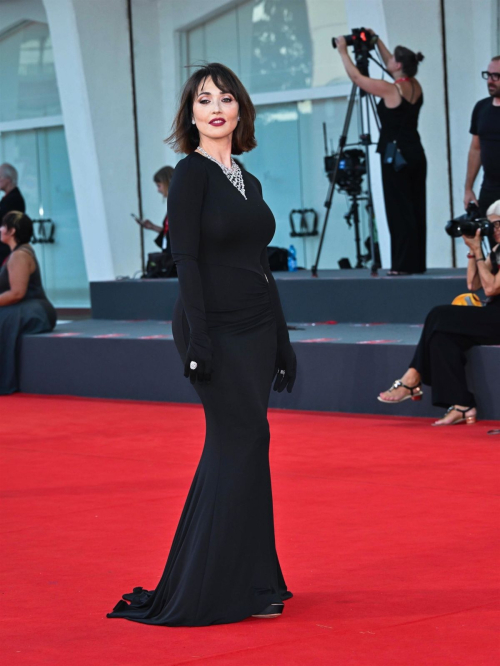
top-left (184, 338), bottom-right (213, 385)
top-left (273, 343), bottom-right (297, 393)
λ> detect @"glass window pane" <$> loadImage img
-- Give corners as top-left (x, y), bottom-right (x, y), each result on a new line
top-left (186, 0), bottom-right (349, 94)
top-left (0, 128), bottom-right (89, 306)
top-left (0, 22), bottom-right (61, 121)
top-left (243, 104), bottom-right (302, 255)
top-left (187, 25), bottom-right (205, 70)
top-left (37, 127), bottom-right (89, 306)
top-left (242, 98), bottom-right (364, 269)
top-left (204, 9), bottom-right (239, 74)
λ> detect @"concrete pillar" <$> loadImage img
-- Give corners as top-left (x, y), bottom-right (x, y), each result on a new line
top-left (42, 0), bottom-right (141, 280)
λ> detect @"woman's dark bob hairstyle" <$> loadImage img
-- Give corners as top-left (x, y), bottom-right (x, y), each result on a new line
top-left (165, 63), bottom-right (257, 155)
top-left (1, 210), bottom-right (33, 245)
top-left (394, 46), bottom-right (424, 78)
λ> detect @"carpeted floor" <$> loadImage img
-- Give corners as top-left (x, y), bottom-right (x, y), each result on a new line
top-left (1, 395), bottom-right (499, 665)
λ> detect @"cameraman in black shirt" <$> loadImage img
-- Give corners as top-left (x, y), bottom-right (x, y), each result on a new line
top-left (464, 57), bottom-right (500, 218)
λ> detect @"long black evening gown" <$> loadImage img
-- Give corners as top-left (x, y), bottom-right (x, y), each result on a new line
top-left (108, 152), bottom-right (293, 626)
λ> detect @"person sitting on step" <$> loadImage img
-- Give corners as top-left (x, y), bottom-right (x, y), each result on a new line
top-left (377, 200), bottom-right (500, 425)
top-left (0, 211), bottom-right (57, 394)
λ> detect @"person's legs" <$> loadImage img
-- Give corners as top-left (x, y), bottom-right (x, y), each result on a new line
top-left (379, 304), bottom-right (500, 406)
top-left (428, 331), bottom-right (475, 408)
top-left (381, 160), bottom-right (421, 273)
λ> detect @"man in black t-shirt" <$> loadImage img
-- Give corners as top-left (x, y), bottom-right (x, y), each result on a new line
top-left (0, 163), bottom-right (26, 265)
top-left (464, 57), bottom-right (500, 217)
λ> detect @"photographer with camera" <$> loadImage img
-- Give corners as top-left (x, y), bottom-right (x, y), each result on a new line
top-left (464, 57), bottom-right (500, 229)
top-left (378, 200), bottom-right (500, 425)
top-left (335, 32), bottom-right (426, 275)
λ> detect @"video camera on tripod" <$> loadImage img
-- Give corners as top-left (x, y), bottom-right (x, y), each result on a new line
top-left (325, 149), bottom-right (366, 197)
top-left (312, 28), bottom-right (383, 276)
top-left (332, 28), bottom-right (378, 75)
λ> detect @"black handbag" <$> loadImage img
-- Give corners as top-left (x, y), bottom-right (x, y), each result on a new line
top-left (383, 140), bottom-right (407, 172)
top-left (145, 251), bottom-right (177, 278)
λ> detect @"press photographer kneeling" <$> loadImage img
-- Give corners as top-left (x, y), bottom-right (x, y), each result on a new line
top-left (378, 201), bottom-right (500, 425)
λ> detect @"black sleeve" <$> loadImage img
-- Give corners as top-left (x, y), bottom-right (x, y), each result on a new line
top-left (253, 175), bottom-right (290, 347)
top-left (469, 100), bottom-right (480, 135)
top-left (260, 245), bottom-right (290, 346)
top-left (167, 156), bottom-right (210, 351)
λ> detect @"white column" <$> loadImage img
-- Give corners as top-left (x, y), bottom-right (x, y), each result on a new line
top-left (42, 0), bottom-right (141, 281)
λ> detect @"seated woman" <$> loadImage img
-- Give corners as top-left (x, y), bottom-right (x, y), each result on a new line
top-left (0, 211), bottom-right (57, 395)
top-left (378, 201), bottom-right (500, 425)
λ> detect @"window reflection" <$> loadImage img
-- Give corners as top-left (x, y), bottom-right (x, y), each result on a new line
top-left (184, 0), bottom-right (348, 93)
top-left (0, 22), bottom-right (61, 121)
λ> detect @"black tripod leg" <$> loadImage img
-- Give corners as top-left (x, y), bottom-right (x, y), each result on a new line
top-left (312, 82), bottom-right (358, 277)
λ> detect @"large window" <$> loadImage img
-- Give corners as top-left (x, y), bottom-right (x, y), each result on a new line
top-left (0, 20), bottom-right (61, 121)
top-left (0, 21), bottom-right (88, 306)
top-left (182, 0), bottom-right (349, 94)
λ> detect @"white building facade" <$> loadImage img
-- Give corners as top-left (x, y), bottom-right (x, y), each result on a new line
top-left (1, 0), bottom-right (498, 305)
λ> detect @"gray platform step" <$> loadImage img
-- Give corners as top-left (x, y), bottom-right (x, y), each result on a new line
top-left (90, 269), bottom-right (471, 324)
top-left (19, 319), bottom-right (500, 420)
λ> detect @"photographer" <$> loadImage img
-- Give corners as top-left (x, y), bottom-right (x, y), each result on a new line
top-left (464, 57), bottom-right (500, 225)
top-left (378, 200), bottom-right (500, 425)
top-left (335, 32), bottom-right (426, 275)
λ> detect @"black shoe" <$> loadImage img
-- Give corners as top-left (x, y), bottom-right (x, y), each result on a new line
top-left (252, 602), bottom-right (284, 619)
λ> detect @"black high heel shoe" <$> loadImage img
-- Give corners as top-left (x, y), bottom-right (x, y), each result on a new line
top-left (252, 602), bottom-right (284, 619)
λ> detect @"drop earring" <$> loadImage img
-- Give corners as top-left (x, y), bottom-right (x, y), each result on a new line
top-left (192, 119), bottom-right (196, 124)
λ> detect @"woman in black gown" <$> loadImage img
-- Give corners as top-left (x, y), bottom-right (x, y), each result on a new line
top-left (378, 205), bottom-right (500, 425)
top-left (108, 63), bottom-right (296, 626)
top-left (336, 33), bottom-right (426, 275)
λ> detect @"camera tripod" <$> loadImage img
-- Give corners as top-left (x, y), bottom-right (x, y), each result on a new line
top-left (311, 58), bottom-right (384, 277)
top-left (344, 192), bottom-right (372, 268)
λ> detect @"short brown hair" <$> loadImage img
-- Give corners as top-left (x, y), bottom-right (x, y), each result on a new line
top-left (153, 165), bottom-right (174, 189)
top-left (1, 210), bottom-right (33, 245)
top-left (165, 63), bottom-right (257, 155)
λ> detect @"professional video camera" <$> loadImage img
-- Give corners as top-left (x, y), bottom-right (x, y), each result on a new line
top-left (332, 28), bottom-right (378, 74)
top-left (325, 149), bottom-right (366, 196)
top-left (445, 202), bottom-right (493, 238)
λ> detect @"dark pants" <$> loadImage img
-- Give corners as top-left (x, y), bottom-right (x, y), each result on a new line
top-left (381, 152), bottom-right (427, 273)
top-left (410, 303), bottom-right (500, 408)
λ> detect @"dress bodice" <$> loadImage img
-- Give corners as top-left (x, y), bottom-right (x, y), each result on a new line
top-left (0, 245), bottom-right (48, 300)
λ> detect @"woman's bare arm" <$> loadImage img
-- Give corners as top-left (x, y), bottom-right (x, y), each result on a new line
top-left (372, 32), bottom-right (393, 69)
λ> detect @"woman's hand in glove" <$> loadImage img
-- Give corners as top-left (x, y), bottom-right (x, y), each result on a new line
top-left (273, 344), bottom-right (297, 393)
top-left (184, 339), bottom-right (213, 385)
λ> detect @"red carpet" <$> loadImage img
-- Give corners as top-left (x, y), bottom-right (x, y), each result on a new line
top-left (1, 394), bottom-right (499, 665)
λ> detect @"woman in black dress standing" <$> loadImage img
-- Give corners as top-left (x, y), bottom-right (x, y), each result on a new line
top-left (336, 33), bottom-right (426, 274)
top-left (108, 63), bottom-right (296, 626)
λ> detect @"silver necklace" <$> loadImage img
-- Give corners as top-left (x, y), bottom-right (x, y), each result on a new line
top-left (196, 146), bottom-right (247, 200)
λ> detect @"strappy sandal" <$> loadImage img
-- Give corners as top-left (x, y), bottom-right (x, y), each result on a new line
top-left (252, 602), bottom-right (284, 619)
top-left (378, 379), bottom-right (423, 403)
top-left (432, 406), bottom-right (477, 426)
